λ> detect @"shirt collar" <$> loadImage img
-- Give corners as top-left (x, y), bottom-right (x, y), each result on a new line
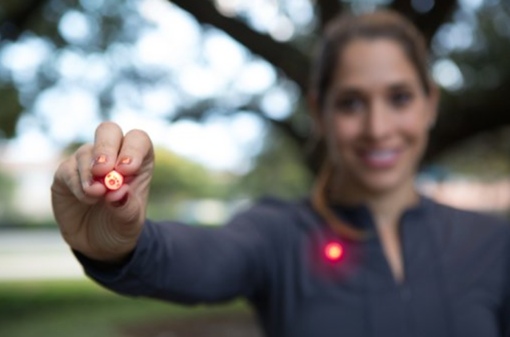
top-left (329, 194), bottom-right (433, 232)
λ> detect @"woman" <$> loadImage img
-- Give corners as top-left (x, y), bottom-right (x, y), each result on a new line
top-left (51, 9), bottom-right (510, 337)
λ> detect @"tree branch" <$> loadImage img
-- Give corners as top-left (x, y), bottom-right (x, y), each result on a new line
top-left (263, 116), bottom-right (307, 149)
top-left (390, 0), bottom-right (457, 43)
top-left (170, 97), bottom-right (308, 151)
top-left (425, 82), bottom-right (510, 162)
top-left (0, 0), bottom-right (49, 41)
top-left (169, 0), bottom-right (311, 92)
top-left (315, 0), bottom-right (342, 30)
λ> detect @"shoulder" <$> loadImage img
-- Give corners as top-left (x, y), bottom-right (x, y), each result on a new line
top-left (428, 197), bottom-right (510, 229)
top-left (424, 197), bottom-right (510, 248)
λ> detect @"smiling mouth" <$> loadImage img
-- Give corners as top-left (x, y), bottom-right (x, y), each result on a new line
top-left (359, 149), bottom-right (401, 169)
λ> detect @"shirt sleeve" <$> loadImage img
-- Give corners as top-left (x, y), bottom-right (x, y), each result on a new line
top-left (75, 200), bottom-right (287, 305)
top-left (500, 224), bottom-right (510, 336)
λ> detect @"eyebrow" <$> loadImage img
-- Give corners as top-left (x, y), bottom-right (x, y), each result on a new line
top-left (387, 82), bottom-right (414, 91)
top-left (334, 88), bottom-right (364, 97)
top-left (334, 81), bottom-right (415, 95)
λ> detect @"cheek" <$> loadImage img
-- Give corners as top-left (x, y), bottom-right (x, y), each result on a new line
top-left (402, 119), bottom-right (427, 138)
top-left (400, 106), bottom-right (433, 141)
top-left (330, 117), bottom-right (361, 146)
top-left (321, 117), bottom-right (359, 165)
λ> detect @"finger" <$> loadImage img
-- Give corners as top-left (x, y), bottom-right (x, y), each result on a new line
top-left (53, 158), bottom-right (100, 206)
top-left (91, 122), bottom-right (124, 177)
top-left (75, 143), bottom-right (107, 197)
top-left (106, 190), bottom-right (145, 230)
top-left (114, 129), bottom-right (154, 176)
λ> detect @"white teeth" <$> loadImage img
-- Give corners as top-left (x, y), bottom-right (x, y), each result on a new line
top-left (366, 150), bottom-right (396, 161)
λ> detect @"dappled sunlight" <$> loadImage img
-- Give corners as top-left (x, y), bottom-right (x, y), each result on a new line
top-left (0, 0), bottom-right (284, 172)
top-left (213, 0), bottom-right (312, 40)
top-left (2, 128), bottom-right (58, 163)
top-left (0, 36), bottom-right (53, 84)
top-left (58, 9), bottom-right (97, 45)
top-left (261, 85), bottom-right (296, 120)
top-left (234, 59), bottom-right (276, 95)
top-left (203, 30), bottom-right (247, 79)
top-left (34, 86), bottom-right (101, 143)
top-left (56, 51), bottom-right (111, 90)
top-left (432, 59), bottom-right (464, 91)
top-left (178, 64), bottom-right (229, 98)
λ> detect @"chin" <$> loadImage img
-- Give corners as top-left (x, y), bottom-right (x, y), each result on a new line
top-left (355, 171), bottom-right (413, 195)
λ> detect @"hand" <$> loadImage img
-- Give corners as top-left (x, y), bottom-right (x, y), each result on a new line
top-left (51, 122), bottom-right (154, 262)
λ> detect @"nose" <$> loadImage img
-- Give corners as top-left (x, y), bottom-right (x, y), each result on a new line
top-left (363, 100), bottom-right (392, 140)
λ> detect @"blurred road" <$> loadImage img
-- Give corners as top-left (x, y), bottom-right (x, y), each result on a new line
top-left (0, 229), bottom-right (85, 281)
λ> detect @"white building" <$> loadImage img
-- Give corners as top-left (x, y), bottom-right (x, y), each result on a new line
top-left (0, 142), bottom-right (59, 221)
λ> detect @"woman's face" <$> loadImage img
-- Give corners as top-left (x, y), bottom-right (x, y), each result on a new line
top-left (319, 38), bottom-right (438, 195)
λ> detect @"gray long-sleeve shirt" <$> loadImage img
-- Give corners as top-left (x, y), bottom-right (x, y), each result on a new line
top-left (77, 196), bottom-right (510, 337)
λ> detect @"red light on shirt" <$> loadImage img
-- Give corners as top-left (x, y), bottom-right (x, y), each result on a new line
top-left (324, 242), bottom-right (343, 262)
top-left (104, 170), bottom-right (124, 191)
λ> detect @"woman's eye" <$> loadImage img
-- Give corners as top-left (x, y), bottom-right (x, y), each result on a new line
top-left (390, 91), bottom-right (413, 108)
top-left (335, 97), bottom-right (364, 113)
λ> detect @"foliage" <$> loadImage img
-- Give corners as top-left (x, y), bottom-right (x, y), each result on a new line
top-left (434, 127), bottom-right (510, 179)
top-left (0, 279), bottom-right (249, 337)
top-left (1, 0), bottom-right (510, 178)
top-left (0, 167), bottom-right (15, 219)
top-left (150, 147), bottom-right (220, 199)
top-left (424, 1), bottom-right (510, 162)
top-left (147, 146), bottom-right (237, 220)
top-left (235, 125), bottom-right (312, 200)
top-left (0, 86), bottom-right (21, 138)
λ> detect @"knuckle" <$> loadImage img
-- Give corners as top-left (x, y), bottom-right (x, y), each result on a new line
top-left (52, 158), bottom-right (78, 194)
top-left (75, 143), bottom-right (93, 159)
top-left (57, 159), bottom-right (74, 180)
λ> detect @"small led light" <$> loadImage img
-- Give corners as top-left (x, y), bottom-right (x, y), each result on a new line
top-left (324, 242), bottom-right (343, 262)
top-left (104, 170), bottom-right (124, 191)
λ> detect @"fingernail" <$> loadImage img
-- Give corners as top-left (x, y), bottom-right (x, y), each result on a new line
top-left (94, 155), bottom-right (107, 165)
top-left (119, 157), bottom-right (132, 165)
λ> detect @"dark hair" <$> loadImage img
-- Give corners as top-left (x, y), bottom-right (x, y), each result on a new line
top-left (311, 9), bottom-right (431, 110)
top-left (309, 9), bottom-right (432, 240)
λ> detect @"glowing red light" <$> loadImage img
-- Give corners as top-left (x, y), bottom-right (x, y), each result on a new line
top-left (324, 242), bottom-right (343, 261)
top-left (104, 170), bottom-right (124, 191)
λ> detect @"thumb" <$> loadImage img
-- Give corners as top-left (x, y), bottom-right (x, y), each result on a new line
top-left (105, 189), bottom-right (145, 236)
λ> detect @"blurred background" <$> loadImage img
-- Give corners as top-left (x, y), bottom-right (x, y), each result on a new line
top-left (1, 0), bottom-right (510, 336)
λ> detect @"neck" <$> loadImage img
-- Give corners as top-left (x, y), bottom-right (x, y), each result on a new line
top-left (367, 185), bottom-right (418, 228)
top-left (330, 178), bottom-right (419, 230)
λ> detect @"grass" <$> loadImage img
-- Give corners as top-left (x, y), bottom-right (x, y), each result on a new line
top-left (0, 279), bottom-right (249, 337)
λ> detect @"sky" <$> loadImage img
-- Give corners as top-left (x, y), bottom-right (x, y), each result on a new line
top-left (1, 0), bottom-right (285, 172)
top-left (0, 0), bottom-right (485, 172)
